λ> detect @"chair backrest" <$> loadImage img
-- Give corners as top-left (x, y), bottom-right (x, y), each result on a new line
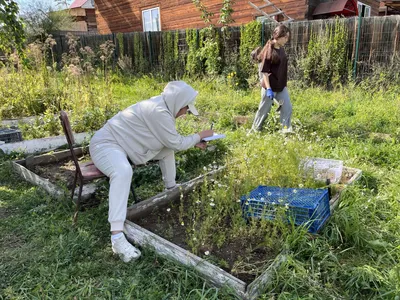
top-left (60, 111), bottom-right (82, 177)
top-left (60, 111), bottom-right (75, 145)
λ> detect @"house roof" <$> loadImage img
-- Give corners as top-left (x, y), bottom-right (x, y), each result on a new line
top-left (70, 0), bottom-right (94, 9)
top-left (313, 0), bottom-right (358, 16)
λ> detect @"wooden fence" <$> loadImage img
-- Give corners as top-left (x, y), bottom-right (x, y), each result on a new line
top-left (52, 15), bottom-right (400, 79)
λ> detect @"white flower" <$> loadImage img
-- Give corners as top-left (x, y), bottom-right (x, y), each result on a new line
top-left (193, 237), bottom-right (197, 241)
top-left (260, 197), bottom-right (265, 201)
top-left (285, 203), bottom-right (289, 209)
top-left (210, 202), bottom-right (215, 207)
top-left (204, 251), bottom-right (210, 255)
top-left (293, 189), bottom-right (297, 194)
top-left (210, 198), bottom-right (214, 202)
top-left (267, 192), bottom-right (272, 196)
top-left (203, 166), bottom-right (207, 171)
top-left (181, 221), bottom-right (185, 226)
top-left (167, 208), bottom-right (171, 212)
top-left (196, 200), bottom-right (201, 204)
top-left (299, 184), bottom-right (304, 188)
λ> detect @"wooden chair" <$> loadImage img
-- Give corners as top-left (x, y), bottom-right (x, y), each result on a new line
top-left (59, 111), bottom-right (137, 224)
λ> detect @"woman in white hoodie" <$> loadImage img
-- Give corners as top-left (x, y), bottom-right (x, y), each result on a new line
top-left (89, 81), bottom-right (214, 262)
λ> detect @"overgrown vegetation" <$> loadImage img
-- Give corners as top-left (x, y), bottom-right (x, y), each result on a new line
top-left (1, 69), bottom-right (400, 297)
top-left (297, 18), bottom-right (350, 88)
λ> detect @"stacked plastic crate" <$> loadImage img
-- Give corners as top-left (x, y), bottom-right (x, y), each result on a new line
top-left (241, 185), bottom-right (330, 233)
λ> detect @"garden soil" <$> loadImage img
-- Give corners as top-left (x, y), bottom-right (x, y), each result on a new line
top-left (34, 158), bottom-right (77, 189)
top-left (133, 199), bottom-right (277, 284)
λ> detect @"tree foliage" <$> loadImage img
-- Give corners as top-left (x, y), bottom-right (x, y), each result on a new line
top-left (0, 0), bottom-right (25, 54)
top-left (21, 1), bottom-right (75, 41)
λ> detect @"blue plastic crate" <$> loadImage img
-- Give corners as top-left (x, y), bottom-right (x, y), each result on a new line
top-left (0, 128), bottom-right (22, 143)
top-left (240, 186), bottom-right (330, 233)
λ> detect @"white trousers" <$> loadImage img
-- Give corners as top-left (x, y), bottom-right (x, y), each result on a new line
top-left (89, 128), bottom-right (176, 232)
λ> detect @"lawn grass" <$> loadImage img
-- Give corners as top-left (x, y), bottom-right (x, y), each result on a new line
top-left (1, 73), bottom-right (400, 299)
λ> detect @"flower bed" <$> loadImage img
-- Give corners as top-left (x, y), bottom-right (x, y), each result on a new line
top-left (125, 166), bottom-right (362, 299)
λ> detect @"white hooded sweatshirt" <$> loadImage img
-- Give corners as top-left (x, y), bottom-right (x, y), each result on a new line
top-left (95, 81), bottom-right (201, 165)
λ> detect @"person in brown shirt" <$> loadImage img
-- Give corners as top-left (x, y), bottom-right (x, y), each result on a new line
top-left (249, 24), bottom-right (292, 133)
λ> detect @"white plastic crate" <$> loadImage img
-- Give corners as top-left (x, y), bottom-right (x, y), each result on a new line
top-left (301, 157), bottom-right (343, 184)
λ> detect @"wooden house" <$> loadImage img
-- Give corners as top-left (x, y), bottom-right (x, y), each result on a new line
top-left (69, 0), bottom-right (98, 32)
top-left (94, 0), bottom-right (381, 34)
top-left (379, 0), bottom-right (400, 15)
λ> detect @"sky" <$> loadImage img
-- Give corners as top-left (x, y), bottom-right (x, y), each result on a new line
top-left (15, 0), bottom-right (73, 13)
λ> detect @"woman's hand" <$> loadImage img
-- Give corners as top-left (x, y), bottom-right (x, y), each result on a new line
top-left (195, 141), bottom-right (207, 150)
top-left (198, 130), bottom-right (214, 140)
top-left (266, 88), bottom-right (274, 100)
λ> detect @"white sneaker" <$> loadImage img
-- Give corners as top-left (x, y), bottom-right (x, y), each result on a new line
top-left (280, 127), bottom-right (293, 134)
top-left (111, 234), bottom-right (141, 262)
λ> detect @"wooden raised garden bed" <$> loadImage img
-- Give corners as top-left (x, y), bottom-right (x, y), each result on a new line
top-left (124, 166), bottom-right (362, 299)
top-left (11, 148), bottom-right (98, 201)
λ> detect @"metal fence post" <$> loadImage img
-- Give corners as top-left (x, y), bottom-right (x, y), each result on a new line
top-left (112, 33), bottom-right (117, 71)
top-left (353, 13), bottom-right (362, 79)
top-left (262, 21), bottom-right (265, 46)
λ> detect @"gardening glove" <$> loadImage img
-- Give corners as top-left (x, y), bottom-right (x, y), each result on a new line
top-left (266, 88), bottom-right (274, 100)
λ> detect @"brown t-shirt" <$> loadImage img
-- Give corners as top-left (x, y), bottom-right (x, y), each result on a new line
top-left (260, 47), bottom-right (288, 92)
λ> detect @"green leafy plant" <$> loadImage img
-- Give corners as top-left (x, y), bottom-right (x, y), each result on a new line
top-left (197, 27), bottom-right (221, 75)
top-left (185, 29), bottom-right (202, 76)
top-left (218, 0), bottom-right (236, 28)
top-left (238, 21), bottom-right (261, 88)
top-left (0, 0), bottom-right (25, 55)
top-left (298, 18), bottom-right (350, 88)
top-left (159, 31), bottom-right (177, 80)
top-left (191, 0), bottom-right (214, 25)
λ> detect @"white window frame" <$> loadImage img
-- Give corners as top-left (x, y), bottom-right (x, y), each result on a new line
top-left (142, 7), bottom-right (161, 32)
top-left (357, 1), bottom-right (371, 17)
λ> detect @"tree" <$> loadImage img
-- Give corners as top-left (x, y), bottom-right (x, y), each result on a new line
top-left (20, 0), bottom-right (74, 41)
top-left (0, 0), bottom-right (25, 54)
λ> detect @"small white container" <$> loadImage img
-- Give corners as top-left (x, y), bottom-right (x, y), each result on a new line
top-left (301, 157), bottom-right (344, 184)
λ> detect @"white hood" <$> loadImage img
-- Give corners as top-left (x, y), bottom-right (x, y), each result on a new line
top-left (162, 81), bottom-right (198, 117)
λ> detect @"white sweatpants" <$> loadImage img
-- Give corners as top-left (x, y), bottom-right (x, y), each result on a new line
top-left (89, 127), bottom-right (176, 232)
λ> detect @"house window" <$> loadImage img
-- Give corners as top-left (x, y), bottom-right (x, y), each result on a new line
top-left (142, 7), bottom-right (161, 32)
top-left (357, 1), bottom-right (371, 17)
